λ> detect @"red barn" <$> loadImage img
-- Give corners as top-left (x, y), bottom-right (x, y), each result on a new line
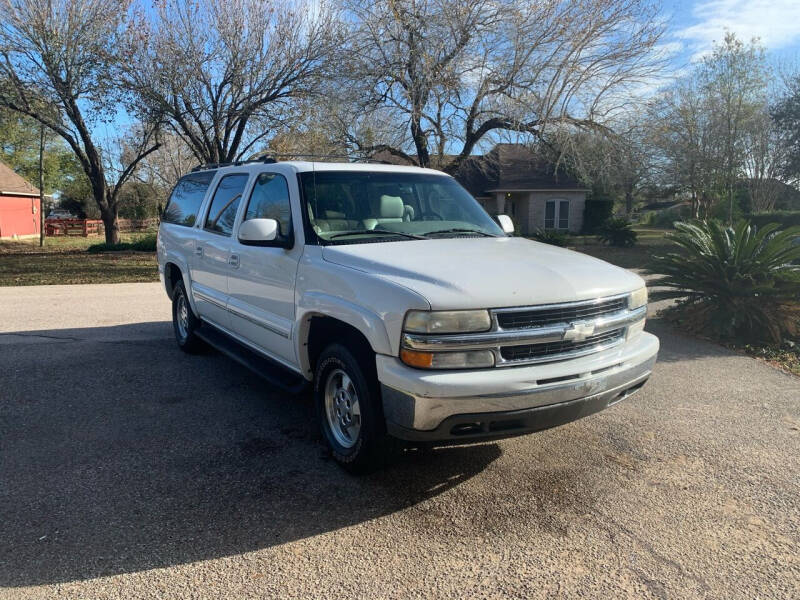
top-left (0, 160), bottom-right (41, 239)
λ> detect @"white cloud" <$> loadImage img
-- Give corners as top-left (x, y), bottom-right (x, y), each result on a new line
top-left (676, 0), bottom-right (800, 59)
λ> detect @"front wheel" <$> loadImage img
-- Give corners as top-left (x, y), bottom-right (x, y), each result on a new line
top-left (314, 343), bottom-right (390, 473)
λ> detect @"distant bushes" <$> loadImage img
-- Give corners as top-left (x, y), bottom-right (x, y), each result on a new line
top-left (88, 233), bottom-right (157, 253)
top-left (640, 206), bottom-right (686, 229)
top-left (744, 211), bottom-right (800, 230)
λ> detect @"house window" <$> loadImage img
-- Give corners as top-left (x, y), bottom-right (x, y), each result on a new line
top-left (544, 199), bottom-right (569, 230)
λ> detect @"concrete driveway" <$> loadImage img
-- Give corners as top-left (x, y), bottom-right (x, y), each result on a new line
top-left (1, 283), bottom-right (798, 599)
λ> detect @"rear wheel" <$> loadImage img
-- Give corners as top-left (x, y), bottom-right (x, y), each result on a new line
top-left (314, 343), bottom-right (390, 473)
top-left (171, 280), bottom-right (205, 353)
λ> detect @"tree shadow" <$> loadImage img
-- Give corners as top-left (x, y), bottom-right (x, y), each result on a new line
top-left (644, 318), bottom-right (736, 363)
top-left (0, 322), bottom-right (500, 587)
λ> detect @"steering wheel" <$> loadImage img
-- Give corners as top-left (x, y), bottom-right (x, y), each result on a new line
top-left (418, 210), bottom-right (444, 221)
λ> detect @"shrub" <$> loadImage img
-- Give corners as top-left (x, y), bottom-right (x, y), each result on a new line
top-left (87, 233), bottom-right (157, 253)
top-left (582, 186), bottom-right (614, 234)
top-left (648, 220), bottom-right (800, 343)
top-left (597, 218), bottom-right (637, 247)
top-left (531, 228), bottom-right (570, 247)
top-left (647, 206), bottom-right (686, 229)
top-left (87, 241), bottom-right (132, 253)
top-left (131, 233), bottom-right (157, 252)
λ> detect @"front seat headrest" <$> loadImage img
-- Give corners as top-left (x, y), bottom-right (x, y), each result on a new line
top-left (379, 195), bottom-right (405, 218)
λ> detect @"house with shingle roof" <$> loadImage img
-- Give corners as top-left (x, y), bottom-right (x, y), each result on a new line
top-left (452, 144), bottom-right (588, 235)
top-left (0, 160), bottom-right (41, 239)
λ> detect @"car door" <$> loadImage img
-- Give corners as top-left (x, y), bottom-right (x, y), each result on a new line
top-left (227, 170), bottom-right (300, 366)
top-left (190, 173), bottom-right (250, 330)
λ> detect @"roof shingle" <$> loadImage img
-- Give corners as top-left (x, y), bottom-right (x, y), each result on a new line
top-left (0, 160), bottom-right (39, 196)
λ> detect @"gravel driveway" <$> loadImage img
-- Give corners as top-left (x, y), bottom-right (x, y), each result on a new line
top-left (1, 283), bottom-right (798, 599)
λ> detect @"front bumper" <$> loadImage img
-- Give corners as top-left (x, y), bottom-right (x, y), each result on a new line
top-left (378, 331), bottom-right (658, 442)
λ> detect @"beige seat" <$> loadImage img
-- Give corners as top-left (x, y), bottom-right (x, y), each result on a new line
top-left (310, 198), bottom-right (360, 233)
top-left (364, 195), bottom-right (405, 230)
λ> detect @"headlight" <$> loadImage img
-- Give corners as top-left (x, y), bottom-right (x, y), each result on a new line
top-left (628, 286), bottom-right (648, 339)
top-left (403, 310), bottom-right (491, 334)
top-left (629, 286), bottom-right (648, 309)
top-left (400, 348), bottom-right (495, 369)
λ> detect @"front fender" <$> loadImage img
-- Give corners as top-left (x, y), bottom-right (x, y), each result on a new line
top-left (293, 248), bottom-right (431, 376)
top-left (295, 292), bottom-right (394, 376)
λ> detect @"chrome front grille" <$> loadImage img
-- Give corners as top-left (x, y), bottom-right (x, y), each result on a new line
top-left (401, 292), bottom-right (646, 368)
top-left (495, 297), bottom-right (628, 330)
top-left (499, 328), bottom-right (626, 362)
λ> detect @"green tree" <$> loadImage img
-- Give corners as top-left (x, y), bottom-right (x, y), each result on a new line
top-left (0, 0), bottom-right (161, 244)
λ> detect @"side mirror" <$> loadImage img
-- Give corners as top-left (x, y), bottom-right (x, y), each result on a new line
top-left (497, 214), bottom-right (514, 234)
top-left (238, 218), bottom-right (278, 245)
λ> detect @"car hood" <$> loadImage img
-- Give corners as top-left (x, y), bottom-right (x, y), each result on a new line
top-left (322, 237), bottom-right (644, 310)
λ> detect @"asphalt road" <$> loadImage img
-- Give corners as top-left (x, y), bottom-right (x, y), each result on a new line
top-left (1, 283), bottom-right (798, 599)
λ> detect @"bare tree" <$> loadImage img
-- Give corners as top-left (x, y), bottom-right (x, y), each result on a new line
top-left (0, 0), bottom-right (161, 244)
top-left (742, 109), bottom-right (788, 212)
top-left (544, 116), bottom-right (655, 214)
top-left (700, 34), bottom-right (767, 222)
top-left (648, 76), bottom-right (718, 218)
top-left (132, 131), bottom-right (196, 196)
top-left (648, 34), bottom-right (770, 220)
top-left (339, 0), bottom-right (664, 173)
top-left (123, 0), bottom-right (343, 166)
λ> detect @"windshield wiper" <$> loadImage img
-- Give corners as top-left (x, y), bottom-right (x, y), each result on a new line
top-left (423, 228), bottom-right (497, 237)
top-left (327, 229), bottom-right (427, 240)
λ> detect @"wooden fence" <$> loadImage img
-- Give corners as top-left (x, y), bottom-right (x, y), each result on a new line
top-left (45, 218), bottom-right (158, 237)
top-left (45, 219), bottom-right (103, 237)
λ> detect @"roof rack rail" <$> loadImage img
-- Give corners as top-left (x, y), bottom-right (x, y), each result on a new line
top-left (190, 153), bottom-right (392, 172)
top-left (265, 153), bottom-right (391, 164)
top-left (191, 156), bottom-right (277, 172)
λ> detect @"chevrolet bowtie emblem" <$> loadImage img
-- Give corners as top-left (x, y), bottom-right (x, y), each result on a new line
top-left (563, 321), bottom-right (595, 342)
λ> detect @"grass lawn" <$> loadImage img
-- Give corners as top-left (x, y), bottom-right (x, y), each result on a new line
top-left (2, 227), bottom-right (670, 286)
top-left (567, 227), bottom-right (673, 270)
top-left (0, 235), bottom-right (158, 286)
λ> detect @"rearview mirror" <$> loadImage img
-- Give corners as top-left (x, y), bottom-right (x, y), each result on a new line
top-left (497, 214), bottom-right (514, 234)
top-left (238, 218), bottom-right (278, 245)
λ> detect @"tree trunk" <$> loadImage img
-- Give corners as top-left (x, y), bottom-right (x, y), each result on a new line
top-left (625, 190), bottom-right (634, 214)
top-left (100, 206), bottom-right (121, 245)
top-left (410, 116), bottom-right (429, 168)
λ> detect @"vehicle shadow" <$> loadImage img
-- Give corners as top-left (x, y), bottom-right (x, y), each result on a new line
top-left (0, 322), bottom-right (501, 587)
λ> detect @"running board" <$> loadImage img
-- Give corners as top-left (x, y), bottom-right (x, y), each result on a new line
top-left (196, 324), bottom-right (309, 395)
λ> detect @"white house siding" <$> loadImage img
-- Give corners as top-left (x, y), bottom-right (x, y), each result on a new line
top-left (484, 191), bottom-right (586, 234)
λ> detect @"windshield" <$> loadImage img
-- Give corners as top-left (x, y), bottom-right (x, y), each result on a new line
top-left (299, 171), bottom-right (504, 243)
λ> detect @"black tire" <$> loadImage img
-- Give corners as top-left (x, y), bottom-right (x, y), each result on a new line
top-left (171, 280), bottom-right (205, 354)
top-left (314, 342), bottom-right (391, 473)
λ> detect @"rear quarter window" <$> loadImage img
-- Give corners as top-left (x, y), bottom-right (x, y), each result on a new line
top-left (162, 171), bottom-right (215, 226)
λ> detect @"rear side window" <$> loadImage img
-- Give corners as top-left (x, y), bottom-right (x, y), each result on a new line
top-left (204, 174), bottom-right (249, 236)
top-left (243, 172), bottom-right (292, 240)
top-left (162, 171), bottom-right (215, 227)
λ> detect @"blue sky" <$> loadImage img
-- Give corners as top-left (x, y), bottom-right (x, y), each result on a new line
top-left (96, 0), bottom-right (800, 150)
top-left (661, 0), bottom-right (800, 67)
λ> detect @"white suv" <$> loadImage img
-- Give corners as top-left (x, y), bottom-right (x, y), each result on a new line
top-left (157, 158), bottom-right (659, 471)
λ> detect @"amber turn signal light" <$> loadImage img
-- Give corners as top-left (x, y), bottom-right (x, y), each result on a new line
top-left (400, 348), bottom-right (434, 368)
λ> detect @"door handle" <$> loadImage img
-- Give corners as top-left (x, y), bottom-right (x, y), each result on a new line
top-left (228, 254), bottom-right (240, 268)
top-left (195, 246), bottom-right (203, 257)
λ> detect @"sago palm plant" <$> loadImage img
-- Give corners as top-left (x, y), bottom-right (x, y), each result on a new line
top-left (648, 220), bottom-right (800, 343)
